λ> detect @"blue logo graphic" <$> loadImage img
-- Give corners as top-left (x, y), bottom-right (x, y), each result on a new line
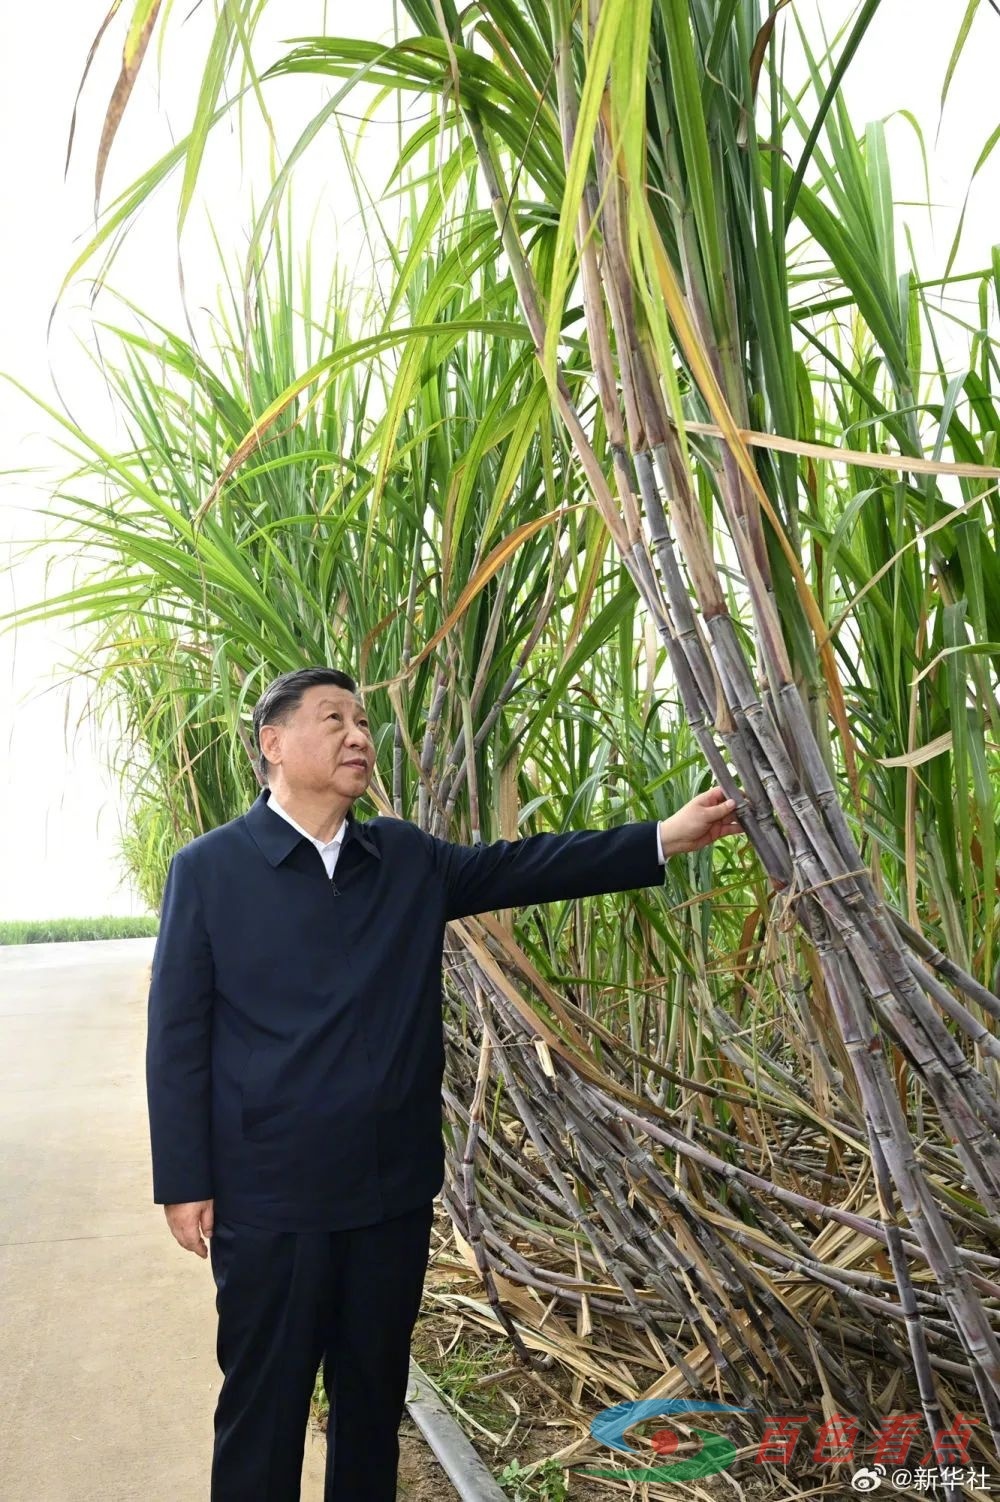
top-left (577, 1397), bottom-right (751, 1481)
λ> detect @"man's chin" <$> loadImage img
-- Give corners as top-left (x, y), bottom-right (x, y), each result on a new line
top-left (336, 772), bottom-right (369, 792)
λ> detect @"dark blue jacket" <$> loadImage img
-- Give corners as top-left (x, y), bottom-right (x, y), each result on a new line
top-left (145, 788), bottom-right (666, 1230)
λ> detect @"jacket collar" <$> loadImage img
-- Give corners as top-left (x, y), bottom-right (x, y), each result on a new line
top-left (243, 787), bottom-right (381, 867)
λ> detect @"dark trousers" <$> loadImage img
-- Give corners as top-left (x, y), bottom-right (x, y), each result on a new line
top-left (209, 1200), bottom-right (435, 1501)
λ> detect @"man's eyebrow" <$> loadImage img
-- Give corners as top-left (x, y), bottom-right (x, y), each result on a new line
top-left (315, 699), bottom-right (368, 714)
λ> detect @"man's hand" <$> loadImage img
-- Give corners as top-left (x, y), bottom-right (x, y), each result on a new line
top-left (659, 788), bottom-right (742, 857)
top-left (164, 1199), bottom-right (214, 1257)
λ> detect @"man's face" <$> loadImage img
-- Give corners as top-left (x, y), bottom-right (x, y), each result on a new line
top-left (260, 684), bottom-right (375, 800)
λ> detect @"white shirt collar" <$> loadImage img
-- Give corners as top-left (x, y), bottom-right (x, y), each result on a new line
top-left (266, 793), bottom-right (346, 853)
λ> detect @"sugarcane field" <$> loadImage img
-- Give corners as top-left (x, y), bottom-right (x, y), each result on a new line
top-left (2, 3), bottom-right (1000, 1501)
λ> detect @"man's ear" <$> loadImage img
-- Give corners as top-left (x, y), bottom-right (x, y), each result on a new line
top-left (259, 723), bottom-right (280, 765)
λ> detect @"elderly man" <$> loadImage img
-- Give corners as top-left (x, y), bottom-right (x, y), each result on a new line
top-left (146, 664), bottom-right (740, 1502)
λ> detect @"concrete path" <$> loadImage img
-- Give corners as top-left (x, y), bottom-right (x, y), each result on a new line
top-left (0, 938), bottom-right (327, 1502)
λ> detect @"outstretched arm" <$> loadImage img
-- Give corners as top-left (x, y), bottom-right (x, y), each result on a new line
top-left (424, 789), bottom-right (740, 921)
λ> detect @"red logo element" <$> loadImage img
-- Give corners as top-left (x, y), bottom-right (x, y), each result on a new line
top-left (918, 1414), bottom-right (980, 1466)
top-left (649, 1428), bottom-right (681, 1456)
top-left (755, 1417), bottom-right (808, 1465)
top-left (812, 1414), bottom-right (861, 1465)
top-left (871, 1412), bottom-right (923, 1465)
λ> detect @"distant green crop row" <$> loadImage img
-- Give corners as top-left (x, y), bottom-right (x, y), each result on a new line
top-left (0, 917), bottom-right (159, 945)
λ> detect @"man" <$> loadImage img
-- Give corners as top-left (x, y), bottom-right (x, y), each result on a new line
top-left (146, 665), bottom-right (740, 1502)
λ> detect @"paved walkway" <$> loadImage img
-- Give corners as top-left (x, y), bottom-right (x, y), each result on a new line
top-left (0, 938), bottom-right (327, 1502)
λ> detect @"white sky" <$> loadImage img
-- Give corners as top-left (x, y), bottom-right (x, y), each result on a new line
top-left (1, 0), bottom-right (997, 920)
